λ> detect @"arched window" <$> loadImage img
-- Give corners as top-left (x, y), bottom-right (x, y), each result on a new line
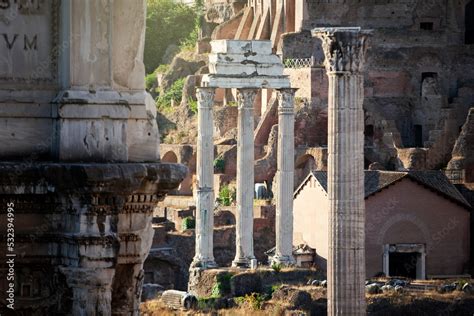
top-left (466, 1), bottom-right (474, 44)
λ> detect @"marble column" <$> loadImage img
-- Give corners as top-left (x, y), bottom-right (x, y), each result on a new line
top-left (312, 27), bottom-right (370, 316)
top-left (272, 88), bottom-right (297, 266)
top-left (191, 87), bottom-right (217, 269)
top-left (232, 88), bottom-right (258, 267)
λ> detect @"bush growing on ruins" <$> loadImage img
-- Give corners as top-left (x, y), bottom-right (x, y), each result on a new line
top-left (213, 157), bottom-right (225, 173)
top-left (188, 98), bottom-right (198, 114)
top-left (156, 78), bottom-right (185, 110)
top-left (145, 72), bottom-right (157, 91)
top-left (145, 64), bottom-right (171, 91)
top-left (218, 185), bottom-right (235, 206)
top-left (182, 216), bottom-right (195, 230)
top-left (271, 263), bottom-right (282, 273)
top-left (196, 297), bottom-right (221, 310)
top-left (234, 293), bottom-right (266, 310)
top-left (211, 272), bottom-right (233, 298)
top-left (144, 0), bottom-right (196, 73)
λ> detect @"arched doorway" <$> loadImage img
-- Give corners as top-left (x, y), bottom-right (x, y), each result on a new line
top-left (466, 1), bottom-right (474, 44)
top-left (162, 151), bottom-right (178, 163)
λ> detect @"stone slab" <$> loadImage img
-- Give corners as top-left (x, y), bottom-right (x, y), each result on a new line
top-left (208, 53), bottom-right (282, 65)
top-left (201, 74), bottom-right (290, 89)
top-left (209, 63), bottom-right (284, 77)
top-left (211, 40), bottom-right (272, 55)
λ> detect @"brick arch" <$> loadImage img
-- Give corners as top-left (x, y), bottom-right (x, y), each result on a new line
top-left (161, 151), bottom-right (178, 163)
top-left (375, 213), bottom-right (431, 246)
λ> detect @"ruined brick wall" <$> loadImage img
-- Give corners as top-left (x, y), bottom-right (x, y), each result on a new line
top-left (279, 0), bottom-right (474, 170)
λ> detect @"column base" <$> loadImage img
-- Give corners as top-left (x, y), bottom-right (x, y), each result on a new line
top-left (270, 255), bottom-right (296, 267)
top-left (231, 256), bottom-right (256, 268)
top-left (190, 258), bottom-right (218, 269)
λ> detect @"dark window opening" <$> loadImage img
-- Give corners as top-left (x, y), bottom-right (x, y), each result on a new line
top-left (414, 125), bottom-right (423, 147)
top-left (389, 252), bottom-right (418, 279)
top-left (420, 22), bottom-right (434, 30)
top-left (421, 72), bottom-right (438, 96)
top-left (466, 1), bottom-right (474, 44)
top-left (365, 124), bottom-right (374, 147)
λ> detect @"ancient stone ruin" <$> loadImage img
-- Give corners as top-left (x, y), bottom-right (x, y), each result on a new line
top-left (189, 39), bottom-right (296, 290)
top-left (0, 1), bottom-right (185, 315)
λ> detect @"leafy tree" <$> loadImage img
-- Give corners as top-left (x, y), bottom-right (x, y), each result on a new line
top-left (145, 0), bottom-right (197, 73)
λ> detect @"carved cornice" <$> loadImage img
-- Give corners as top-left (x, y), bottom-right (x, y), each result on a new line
top-left (312, 27), bottom-right (371, 75)
top-left (236, 88), bottom-right (257, 109)
top-left (196, 87), bottom-right (216, 109)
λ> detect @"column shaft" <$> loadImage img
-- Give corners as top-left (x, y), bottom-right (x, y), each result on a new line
top-left (233, 88), bottom-right (258, 267)
top-left (327, 73), bottom-right (366, 315)
top-left (312, 27), bottom-right (370, 316)
top-left (192, 88), bottom-right (217, 268)
top-left (273, 89), bottom-right (296, 265)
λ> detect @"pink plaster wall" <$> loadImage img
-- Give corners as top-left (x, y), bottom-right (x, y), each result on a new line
top-left (293, 177), bottom-right (471, 277)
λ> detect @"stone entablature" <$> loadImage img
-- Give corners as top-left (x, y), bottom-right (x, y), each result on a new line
top-left (202, 40), bottom-right (291, 89)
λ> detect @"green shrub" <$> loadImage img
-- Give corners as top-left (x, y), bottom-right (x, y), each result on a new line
top-left (188, 98), bottom-right (198, 114)
top-left (270, 284), bottom-right (282, 295)
top-left (213, 157), bottom-right (225, 173)
top-left (233, 293), bottom-right (266, 310)
top-left (155, 64), bottom-right (170, 74)
top-left (271, 263), bottom-right (282, 273)
top-left (197, 297), bottom-right (219, 310)
top-left (156, 78), bottom-right (185, 110)
top-left (145, 72), bottom-right (157, 90)
top-left (211, 272), bottom-right (232, 297)
top-left (218, 185), bottom-right (235, 206)
top-left (182, 216), bottom-right (195, 230)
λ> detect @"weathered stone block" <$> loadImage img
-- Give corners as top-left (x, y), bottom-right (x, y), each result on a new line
top-left (230, 272), bottom-right (263, 296)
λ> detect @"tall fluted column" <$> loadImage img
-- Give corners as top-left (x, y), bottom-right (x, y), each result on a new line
top-left (232, 88), bottom-right (258, 267)
top-left (191, 87), bottom-right (217, 269)
top-left (272, 88), bottom-right (297, 266)
top-left (312, 27), bottom-right (371, 316)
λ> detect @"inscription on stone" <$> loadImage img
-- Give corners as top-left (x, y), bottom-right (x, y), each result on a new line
top-left (0, 0), bottom-right (58, 84)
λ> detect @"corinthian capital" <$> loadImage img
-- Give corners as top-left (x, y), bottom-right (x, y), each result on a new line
top-left (236, 88), bottom-right (258, 109)
top-left (196, 88), bottom-right (216, 108)
top-left (277, 88), bottom-right (297, 114)
top-left (312, 27), bottom-right (371, 75)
